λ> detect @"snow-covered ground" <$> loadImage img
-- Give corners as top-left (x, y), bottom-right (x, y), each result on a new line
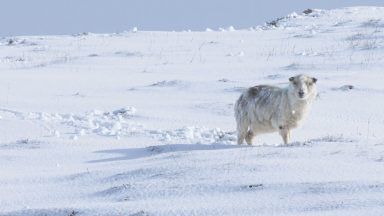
top-left (1, 6), bottom-right (384, 216)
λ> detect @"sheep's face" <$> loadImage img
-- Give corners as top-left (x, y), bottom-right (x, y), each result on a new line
top-left (289, 75), bottom-right (317, 100)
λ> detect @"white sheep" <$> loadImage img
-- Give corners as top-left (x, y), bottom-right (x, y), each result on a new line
top-left (234, 74), bottom-right (317, 145)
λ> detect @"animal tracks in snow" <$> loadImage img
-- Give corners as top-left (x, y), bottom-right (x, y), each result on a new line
top-left (0, 106), bottom-right (359, 147)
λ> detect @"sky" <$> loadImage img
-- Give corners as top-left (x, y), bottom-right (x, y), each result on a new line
top-left (1, 0), bottom-right (384, 36)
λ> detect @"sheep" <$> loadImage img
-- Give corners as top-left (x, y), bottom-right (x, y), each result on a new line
top-left (234, 74), bottom-right (317, 145)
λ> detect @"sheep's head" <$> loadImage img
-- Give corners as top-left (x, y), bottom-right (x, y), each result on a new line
top-left (289, 74), bottom-right (317, 100)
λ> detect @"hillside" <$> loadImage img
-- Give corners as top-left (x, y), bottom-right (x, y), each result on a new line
top-left (1, 7), bottom-right (384, 216)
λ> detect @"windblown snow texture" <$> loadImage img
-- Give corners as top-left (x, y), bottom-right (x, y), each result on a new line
top-left (1, 7), bottom-right (384, 216)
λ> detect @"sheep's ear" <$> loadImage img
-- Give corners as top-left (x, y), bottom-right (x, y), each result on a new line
top-left (289, 77), bottom-right (294, 82)
top-left (312, 77), bottom-right (317, 83)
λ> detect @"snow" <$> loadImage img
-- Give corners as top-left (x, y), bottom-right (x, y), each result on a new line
top-left (1, 6), bottom-right (384, 216)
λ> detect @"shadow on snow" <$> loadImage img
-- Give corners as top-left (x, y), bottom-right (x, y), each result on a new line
top-left (88, 143), bottom-right (245, 163)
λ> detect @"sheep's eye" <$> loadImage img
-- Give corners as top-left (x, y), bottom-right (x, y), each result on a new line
top-left (293, 81), bottom-right (298, 85)
top-left (307, 82), bottom-right (313, 86)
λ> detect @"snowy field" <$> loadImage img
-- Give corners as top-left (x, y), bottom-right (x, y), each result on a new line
top-left (1, 6), bottom-right (384, 216)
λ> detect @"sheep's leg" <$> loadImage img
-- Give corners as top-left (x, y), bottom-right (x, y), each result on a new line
top-left (279, 127), bottom-right (290, 144)
top-left (237, 131), bottom-right (246, 145)
top-left (245, 130), bottom-right (254, 145)
top-left (236, 121), bottom-right (249, 145)
top-left (288, 130), bottom-right (291, 142)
